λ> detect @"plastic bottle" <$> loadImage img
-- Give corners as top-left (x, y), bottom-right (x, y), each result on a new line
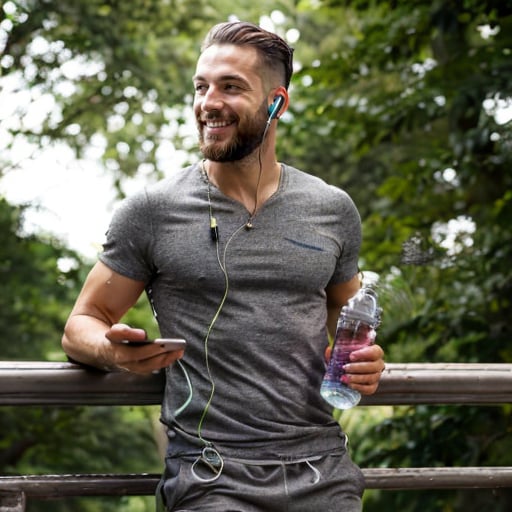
top-left (320, 285), bottom-right (382, 409)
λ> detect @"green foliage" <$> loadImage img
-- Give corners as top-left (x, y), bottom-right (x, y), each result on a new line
top-left (2, 0), bottom-right (216, 191)
top-left (0, 197), bottom-right (82, 360)
top-left (293, 2), bottom-right (512, 510)
top-left (0, 197), bottom-right (163, 511)
top-left (281, 0), bottom-right (512, 364)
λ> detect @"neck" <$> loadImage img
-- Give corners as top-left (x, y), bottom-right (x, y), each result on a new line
top-left (203, 150), bottom-right (281, 216)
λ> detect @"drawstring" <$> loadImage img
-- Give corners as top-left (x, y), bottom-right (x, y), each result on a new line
top-left (190, 448), bottom-right (323, 486)
top-left (305, 459), bottom-right (321, 485)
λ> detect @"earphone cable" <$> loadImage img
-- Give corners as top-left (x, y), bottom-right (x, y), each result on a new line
top-left (197, 210), bottom-right (246, 445)
top-left (196, 112), bottom-right (274, 440)
top-left (246, 122), bottom-right (270, 228)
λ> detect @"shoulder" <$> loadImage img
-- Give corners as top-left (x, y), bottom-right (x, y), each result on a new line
top-left (117, 164), bottom-right (200, 210)
top-left (283, 164), bottom-right (358, 213)
top-left (143, 164), bottom-right (200, 201)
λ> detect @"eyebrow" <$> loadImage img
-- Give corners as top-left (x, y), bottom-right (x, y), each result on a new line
top-left (192, 73), bottom-right (250, 86)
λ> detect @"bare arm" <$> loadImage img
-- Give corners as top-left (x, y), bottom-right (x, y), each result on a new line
top-left (325, 274), bottom-right (362, 339)
top-left (325, 274), bottom-right (385, 396)
top-left (62, 261), bottom-right (183, 374)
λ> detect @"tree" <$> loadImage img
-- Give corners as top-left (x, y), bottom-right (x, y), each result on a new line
top-left (279, 1), bottom-right (512, 510)
top-left (0, 0), bottom-right (299, 192)
top-left (0, 197), bottom-right (165, 511)
top-left (0, 197), bottom-right (81, 359)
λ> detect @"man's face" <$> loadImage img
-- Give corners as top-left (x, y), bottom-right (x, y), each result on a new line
top-left (193, 44), bottom-right (270, 162)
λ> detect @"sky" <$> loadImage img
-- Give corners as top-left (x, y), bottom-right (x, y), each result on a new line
top-left (0, 136), bottom-right (191, 261)
top-left (0, 71), bottom-right (189, 261)
top-left (0, 59), bottom-right (118, 260)
top-left (1, 143), bottom-right (116, 260)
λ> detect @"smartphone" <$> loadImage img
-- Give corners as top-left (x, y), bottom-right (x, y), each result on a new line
top-left (121, 338), bottom-right (186, 351)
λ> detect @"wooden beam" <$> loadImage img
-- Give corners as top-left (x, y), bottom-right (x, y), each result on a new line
top-left (361, 363), bottom-right (512, 405)
top-left (2, 467), bottom-right (512, 497)
top-left (0, 475), bottom-right (158, 497)
top-left (363, 467), bottom-right (512, 490)
top-left (0, 362), bottom-right (164, 406)
top-left (1, 362), bottom-right (512, 406)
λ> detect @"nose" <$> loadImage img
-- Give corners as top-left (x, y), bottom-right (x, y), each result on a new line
top-left (198, 86), bottom-right (223, 113)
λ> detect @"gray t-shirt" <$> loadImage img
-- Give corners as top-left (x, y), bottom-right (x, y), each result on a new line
top-left (100, 162), bottom-right (361, 456)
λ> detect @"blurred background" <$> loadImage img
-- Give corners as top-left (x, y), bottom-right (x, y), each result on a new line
top-left (1, 1), bottom-right (511, 510)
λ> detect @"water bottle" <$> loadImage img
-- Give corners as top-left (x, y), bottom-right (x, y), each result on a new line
top-left (320, 285), bottom-right (382, 409)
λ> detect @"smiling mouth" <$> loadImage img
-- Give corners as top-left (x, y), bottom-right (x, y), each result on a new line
top-left (203, 119), bottom-right (235, 129)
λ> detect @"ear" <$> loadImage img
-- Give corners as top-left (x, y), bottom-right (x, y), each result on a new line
top-left (267, 86), bottom-right (289, 120)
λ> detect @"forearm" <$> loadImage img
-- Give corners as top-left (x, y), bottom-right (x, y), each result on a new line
top-left (325, 274), bottom-right (362, 339)
top-left (326, 308), bottom-right (339, 341)
top-left (62, 261), bottom-right (149, 369)
top-left (62, 314), bottom-right (115, 370)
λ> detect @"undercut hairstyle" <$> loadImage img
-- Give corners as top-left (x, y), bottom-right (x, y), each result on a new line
top-left (201, 21), bottom-right (294, 90)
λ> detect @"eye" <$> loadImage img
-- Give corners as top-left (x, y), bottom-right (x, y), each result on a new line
top-left (224, 83), bottom-right (242, 92)
top-left (194, 83), bottom-right (208, 94)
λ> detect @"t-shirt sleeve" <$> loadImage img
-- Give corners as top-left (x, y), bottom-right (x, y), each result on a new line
top-left (328, 187), bottom-right (362, 285)
top-left (99, 190), bottom-right (156, 283)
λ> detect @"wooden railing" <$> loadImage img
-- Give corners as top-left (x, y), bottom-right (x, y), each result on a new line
top-left (1, 362), bottom-right (512, 510)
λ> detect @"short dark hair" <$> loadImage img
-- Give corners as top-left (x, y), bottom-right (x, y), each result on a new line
top-left (201, 21), bottom-right (294, 90)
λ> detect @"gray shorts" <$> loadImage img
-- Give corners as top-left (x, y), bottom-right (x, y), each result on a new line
top-left (157, 435), bottom-right (364, 512)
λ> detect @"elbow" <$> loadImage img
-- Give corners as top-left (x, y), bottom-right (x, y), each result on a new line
top-left (61, 329), bottom-right (76, 361)
top-left (61, 319), bottom-right (79, 360)
top-left (61, 331), bottom-right (71, 355)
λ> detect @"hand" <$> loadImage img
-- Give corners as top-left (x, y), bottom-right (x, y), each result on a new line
top-left (104, 323), bottom-right (185, 375)
top-left (342, 344), bottom-right (385, 396)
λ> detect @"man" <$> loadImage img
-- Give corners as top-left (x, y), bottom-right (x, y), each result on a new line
top-left (62, 21), bottom-right (385, 511)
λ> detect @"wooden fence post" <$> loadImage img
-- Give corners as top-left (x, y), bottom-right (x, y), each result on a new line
top-left (0, 492), bottom-right (25, 512)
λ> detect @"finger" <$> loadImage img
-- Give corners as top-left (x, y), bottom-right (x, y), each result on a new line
top-left (343, 372), bottom-right (382, 396)
top-left (349, 344), bottom-right (384, 362)
top-left (349, 381), bottom-right (380, 396)
top-left (106, 323), bottom-right (147, 343)
top-left (344, 360), bottom-right (385, 375)
top-left (116, 349), bottom-right (184, 375)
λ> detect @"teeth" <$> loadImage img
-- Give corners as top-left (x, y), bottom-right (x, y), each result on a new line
top-left (205, 120), bottom-right (231, 128)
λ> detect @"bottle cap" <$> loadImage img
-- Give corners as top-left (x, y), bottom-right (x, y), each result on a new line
top-left (342, 287), bottom-right (382, 327)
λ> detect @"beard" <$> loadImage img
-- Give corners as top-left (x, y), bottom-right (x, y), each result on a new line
top-left (198, 101), bottom-right (268, 162)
